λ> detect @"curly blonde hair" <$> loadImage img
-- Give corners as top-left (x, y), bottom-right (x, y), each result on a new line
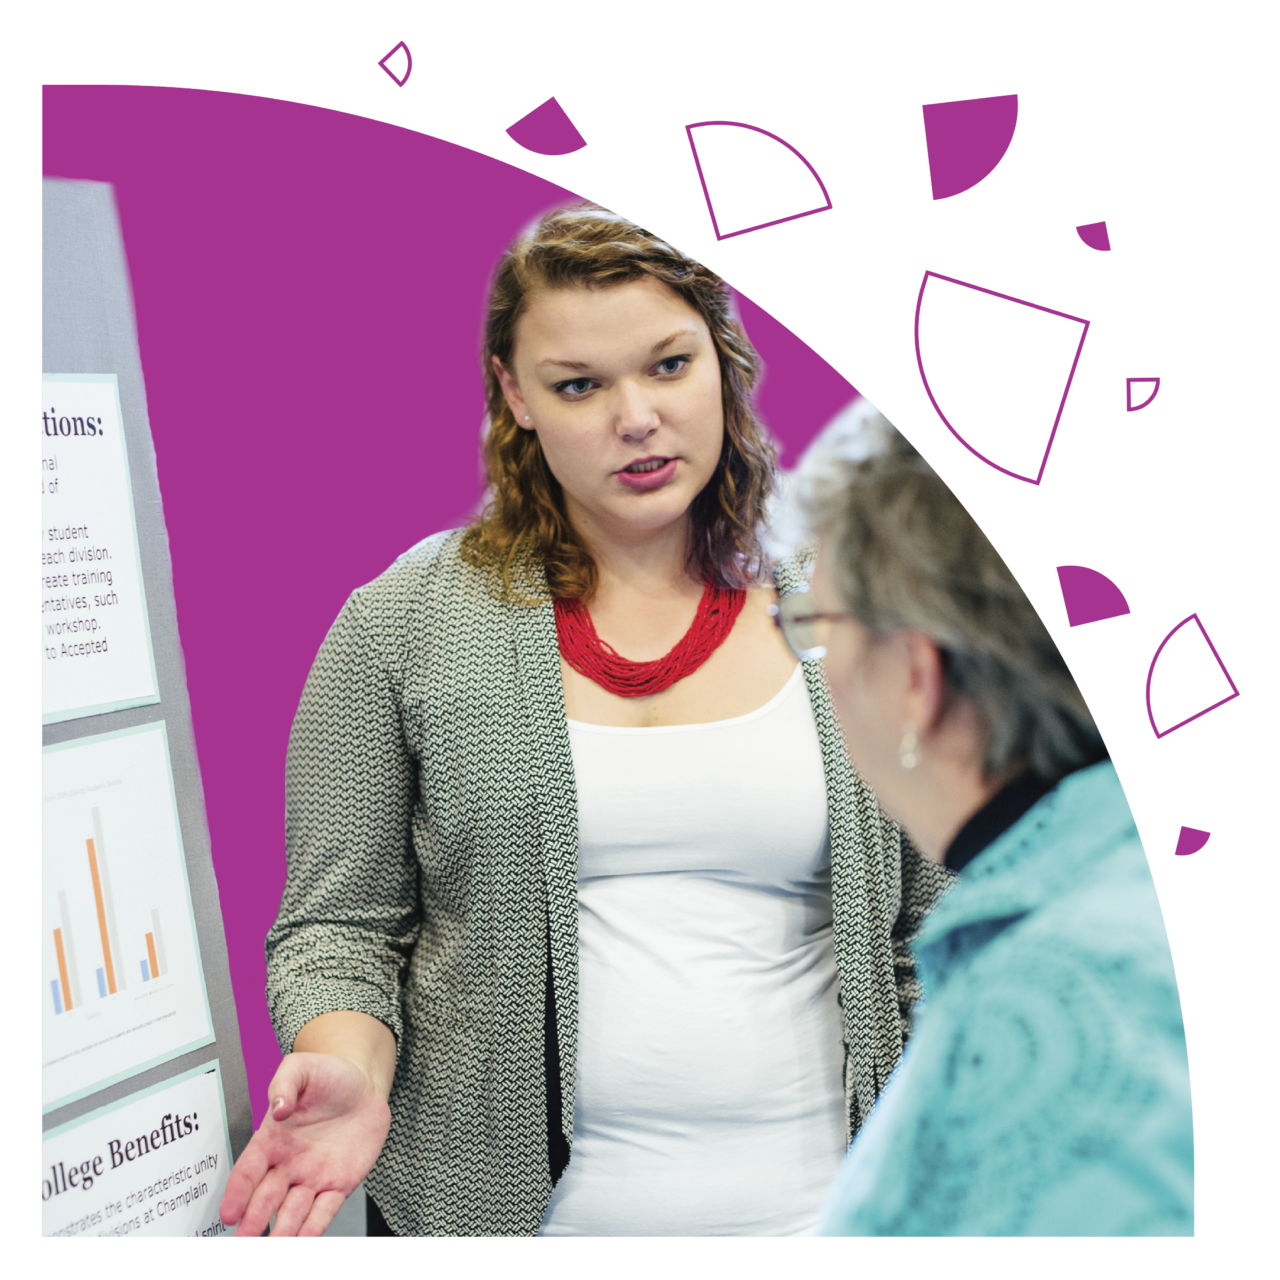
top-left (461, 203), bottom-right (778, 600)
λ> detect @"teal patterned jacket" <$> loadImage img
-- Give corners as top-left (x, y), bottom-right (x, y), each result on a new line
top-left (818, 760), bottom-right (1193, 1236)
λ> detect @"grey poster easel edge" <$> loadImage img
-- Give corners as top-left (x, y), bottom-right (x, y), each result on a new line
top-left (41, 177), bottom-right (254, 1160)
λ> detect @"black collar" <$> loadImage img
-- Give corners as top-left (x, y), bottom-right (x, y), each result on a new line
top-left (942, 770), bottom-right (1060, 874)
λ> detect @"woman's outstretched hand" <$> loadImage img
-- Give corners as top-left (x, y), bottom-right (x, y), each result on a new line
top-left (219, 1013), bottom-right (396, 1237)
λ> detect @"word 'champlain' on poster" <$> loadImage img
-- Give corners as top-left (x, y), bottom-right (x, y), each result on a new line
top-left (43, 722), bottom-right (214, 1112)
top-left (43, 1060), bottom-right (233, 1237)
top-left (42, 373), bottom-right (159, 724)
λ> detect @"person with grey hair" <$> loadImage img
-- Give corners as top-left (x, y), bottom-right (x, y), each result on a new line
top-left (770, 422), bottom-right (1193, 1235)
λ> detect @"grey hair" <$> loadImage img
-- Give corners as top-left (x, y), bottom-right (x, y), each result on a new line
top-left (805, 416), bottom-right (1104, 782)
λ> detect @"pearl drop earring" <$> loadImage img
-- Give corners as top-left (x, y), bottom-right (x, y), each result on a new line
top-left (899, 729), bottom-right (918, 770)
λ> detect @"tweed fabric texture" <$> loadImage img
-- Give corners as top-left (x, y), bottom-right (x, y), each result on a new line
top-left (267, 531), bottom-right (953, 1236)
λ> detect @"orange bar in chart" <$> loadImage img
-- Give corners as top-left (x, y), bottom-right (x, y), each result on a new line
top-left (53, 928), bottom-right (73, 1012)
top-left (86, 838), bottom-right (117, 995)
top-left (145, 932), bottom-right (159, 980)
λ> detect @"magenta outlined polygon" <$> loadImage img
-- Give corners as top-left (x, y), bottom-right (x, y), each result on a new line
top-left (914, 271), bottom-right (1090, 485)
top-left (685, 122), bottom-right (832, 241)
top-left (1127, 377), bottom-right (1161, 412)
top-left (1145, 613), bottom-right (1240, 738)
top-left (378, 42), bottom-right (412, 88)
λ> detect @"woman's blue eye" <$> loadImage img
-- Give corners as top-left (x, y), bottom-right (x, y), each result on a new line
top-left (554, 359), bottom-right (685, 396)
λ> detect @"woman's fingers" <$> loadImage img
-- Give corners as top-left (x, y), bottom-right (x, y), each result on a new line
top-left (218, 1133), bottom-right (272, 1226)
top-left (235, 1164), bottom-right (292, 1239)
top-left (264, 1055), bottom-right (306, 1123)
top-left (217, 1053), bottom-right (392, 1237)
top-left (297, 1189), bottom-right (348, 1238)
top-left (270, 1183), bottom-right (317, 1238)
top-left (219, 1087), bottom-right (310, 1228)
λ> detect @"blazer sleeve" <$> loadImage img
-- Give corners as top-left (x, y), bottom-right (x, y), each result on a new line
top-left (265, 588), bottom-right (421, 1052)
top-left (889, 832), bottom-right (955, 1039)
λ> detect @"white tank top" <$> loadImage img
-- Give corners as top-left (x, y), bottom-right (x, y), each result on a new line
top-left (537, 664), bottom-right (847, 1236)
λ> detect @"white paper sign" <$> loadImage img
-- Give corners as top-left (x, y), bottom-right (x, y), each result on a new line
top-left (42, 1061), bottom-right (232, 1238)
top-left (43, 722), bottom-right (215, 1111)
top-left (42, 374), bottom-right (159, 723)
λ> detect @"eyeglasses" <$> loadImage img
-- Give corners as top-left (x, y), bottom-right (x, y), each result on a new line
top-left (768, 587), bottom-right (853, 662)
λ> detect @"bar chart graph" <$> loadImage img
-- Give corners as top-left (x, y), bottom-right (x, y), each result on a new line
top-left (43, 723), bottom-right (214, 1111)
top-left (47, 810), bottom-right (179, 1016)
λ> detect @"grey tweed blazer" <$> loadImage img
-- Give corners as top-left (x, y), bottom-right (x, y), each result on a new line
top-left (266, 529), bottom-right (952, 1236)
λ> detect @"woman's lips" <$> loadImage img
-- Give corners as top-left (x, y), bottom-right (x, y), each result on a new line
top-left (615, 457), bottom-right (678, 491)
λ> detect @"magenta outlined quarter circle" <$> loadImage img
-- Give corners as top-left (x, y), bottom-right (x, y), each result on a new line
top-left (1145, 613), bottom-right (1241, 738)
top-left (685, 121), bottom-right (833, 241)
top-left (1127, 377), bottom-right (1161, 412)
top-left (913, 270), bottom-right (1090, 485)
top-left (377, 42), bottom-right (412, 88)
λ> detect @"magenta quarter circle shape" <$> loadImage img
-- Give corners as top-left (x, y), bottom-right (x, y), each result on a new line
top-left (685, 122), bottom-right (833, 241)
top-left (1174, 826), bottom-right (1211, 856)
top-left (922, 94), bottom-right (1018, 200)
top-left (1145, 613), bottom-right (1241, 738)
top-left (1056, 565), bottom-right (1131, 626)
top-left (377, 41), bottom-right (412, 87)
top-left (506, 97), bottom-right (587, 155)
top-left (1076, 221), bottom-right (1111, 251)
top-left (914, 271), bottom-right (1090, 484)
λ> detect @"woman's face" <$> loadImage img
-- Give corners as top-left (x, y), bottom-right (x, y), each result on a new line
top-left (494, 277), bottom-right (725, 544)
top-left (814, 534), bottom-right (1001, 858)
top-left (810, 536), bottom-right (915, 823)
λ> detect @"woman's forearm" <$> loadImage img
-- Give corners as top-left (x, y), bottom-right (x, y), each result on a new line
top-left (291, 1011), bottom-right (397, 1100)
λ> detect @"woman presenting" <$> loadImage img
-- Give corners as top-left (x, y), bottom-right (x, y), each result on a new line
top-left (218, 205), bottom-right (950, 1237)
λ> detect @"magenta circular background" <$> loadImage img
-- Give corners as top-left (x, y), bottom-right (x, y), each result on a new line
top-left (43, 86), bottom-right (858, 1122)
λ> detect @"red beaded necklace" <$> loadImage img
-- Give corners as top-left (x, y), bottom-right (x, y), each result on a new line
top-left (554, 584), bottom-right (747, 698)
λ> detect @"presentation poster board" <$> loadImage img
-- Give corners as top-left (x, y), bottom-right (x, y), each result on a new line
top-left (43, 721), bottom-right (215, 1112)
top-left (40, 174), bottom-right (253, 1216)
top-left (42, 1059), bottom-right (233, 1238)
top-left (42, 372), bottom-right (159, 724)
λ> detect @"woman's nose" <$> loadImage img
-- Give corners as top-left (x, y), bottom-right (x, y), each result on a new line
top-left (613, 380), bottom-right (660, 442)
